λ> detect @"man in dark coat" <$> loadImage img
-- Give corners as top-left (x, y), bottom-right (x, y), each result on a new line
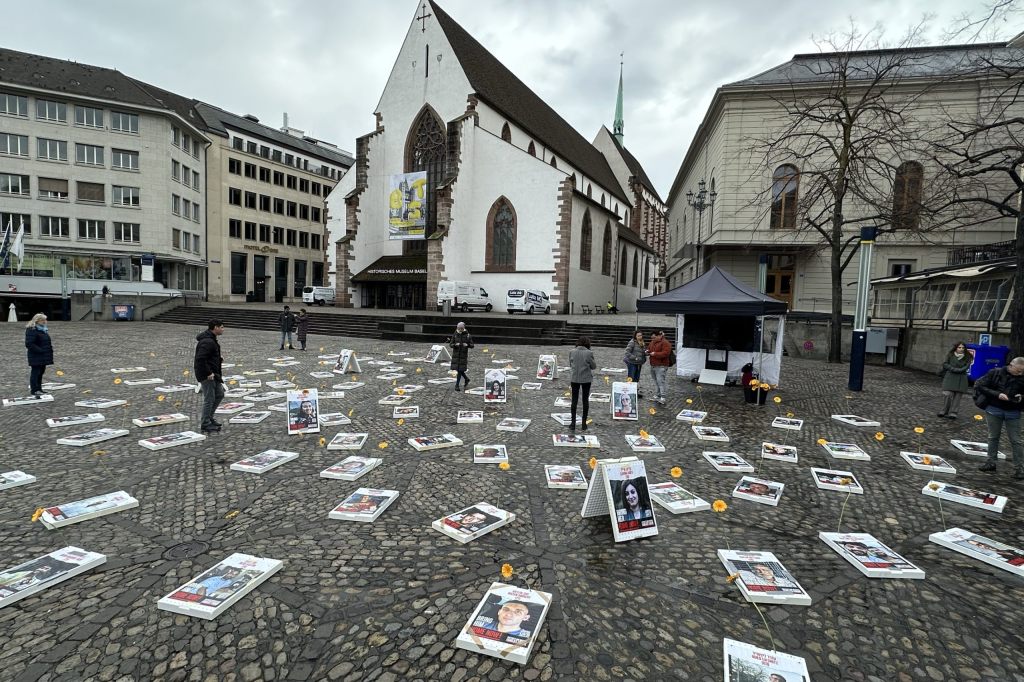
top-left (450, 321), bottom-right (474, 391)
top-left (277, 306), bottom-right (296, 350)
top-left (194, 319), bottom-right (226, 432)
top-left (974, 357), bottom-right (1024, 479)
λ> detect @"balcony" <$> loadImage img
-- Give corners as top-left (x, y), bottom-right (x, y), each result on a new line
top-left (947, 240), bottom-right (1015, 266)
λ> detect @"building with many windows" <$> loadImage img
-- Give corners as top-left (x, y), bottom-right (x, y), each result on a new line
top-left (197, 105), bottom-right (352, 304)
top-left (0, 48), bottom-right (209, 309)
top-left (0, 47), bottom-right (352, 316)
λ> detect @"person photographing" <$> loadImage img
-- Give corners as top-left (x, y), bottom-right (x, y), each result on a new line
top-left (974, 356), bottom-right (1024, 479)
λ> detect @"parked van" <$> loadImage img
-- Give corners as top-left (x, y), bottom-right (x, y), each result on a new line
top-left (302, 286), bottom-right (336, 306)
top-left (506, 289), bottom-right (551, 314)
top-left (437, 281), bottom-right (492, 312)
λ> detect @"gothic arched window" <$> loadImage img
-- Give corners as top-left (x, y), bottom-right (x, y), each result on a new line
top-left (619, 246), bottom-right (628, 284)
top-left (601, 222), bottom-right (612, 276)
top-left (580, 210), bottom-right (592, 271)
top-left (527, 141), bottom-right (536, 156)
top-left (631, 251), bottom-right (639, 286)
top-left (501, 122), bottom-right (511, 142)
top-left (486, 197), bottom-right (516, 272)
top-left (404, 107), bottom-right (446, 250)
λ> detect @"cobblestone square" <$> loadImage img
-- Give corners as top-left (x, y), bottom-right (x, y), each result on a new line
top-left (1, 322), bottom-right (1022, 682)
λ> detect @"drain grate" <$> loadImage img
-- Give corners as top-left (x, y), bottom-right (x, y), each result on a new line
top-left (163, 540), bottom-right (210, 560)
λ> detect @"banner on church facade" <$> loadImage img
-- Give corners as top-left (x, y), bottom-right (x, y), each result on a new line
top-left (388, 171), bottom-right (428, 240)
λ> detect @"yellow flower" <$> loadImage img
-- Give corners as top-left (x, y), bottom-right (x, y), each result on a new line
top-left (302, 388), bottom-right (310, 396)
top-left (173, 401), bottom-right (182, 408)
top-left (319, 437), bottom-right (326, 447)
top-left (604, 376), bottom-right (610, 384)
top-left (874, 432), bottom-right (885, 441)
top-left (319, 347), bottom-right (325, 352)
top-left (224, 510), bottom-right (240, 520)
top-left (914, 426), bottom-right (924, 434)
top-left (501, 563), bottom-right (514, 579)
top-left (397, 418), bottom-right (405, 426)
top-left (378, 441), bottom-right (388, 449)
top-left (157, 395), bottom-right (165, 402)
top-left (773, 396), bottom-right (782, 404)
top-left (685, 398), bottom-right (693, 405)
top-left (397, 388), bottom-right (405, 395)
top-left (712, 500), bottom-right (728, 513)
top-left (228, 379), bottom-right (238, 385)
top-left (392, 380), bottom-right (397, 386)
top-left (759, 383), bottom-right (770, 391)
top-left (31, 507), bottom-right (44, 522)
top-left (928, 482), bottom-right (940, 491)
top-left (149, 352), bottom-right (156, 358)
top-left (416, 368), bottom-right (422, 373)
top-left (648, 407), bottom-right (656, 416)
top-left (726, 573), bottom-right (740, 584)
top-left (56, 370), bottom-right (65, 377)
top-left (974, 414), bottom-right (984, 421)
top-left (786, 411), bottom-right (794, 417)
top-left (816, 438), bottom-right (827, 446)
top-left (93, 450), bottom-right (107, 457)
top-left (113, 377), bottom-right (122, 385)
top-left (639, 429), bottom-right (649, 438)
top-left (483, 348), bottom-right (489, 353)
top-left (670, 467), bottom-right (682, 478)
top-left (499, 462), bottom-right (510, 470)
top-left (749, 379), bottom-right (760, 387)
top-left (586, 418), bottom-right (593, 425)
top-left (588, 456), bottom-right (597, 470)
top-left (626, 377), bottom-right (633, 383)
top-left (82, 389), bottom-right (92, 394)
top-left (182, 370), bottom-right (190, 377)
top-left (922, 455), bottom-right (932, 465)
top-left (839, 477), bottom-right (853, 485)
top-left (348, 408), bottom-right (354, 417)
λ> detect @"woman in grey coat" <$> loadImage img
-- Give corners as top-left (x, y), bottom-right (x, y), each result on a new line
top-left (569, 336), bottom-right (596, 431)
top-left (938, 341), bottom-right (972, 419)
top-left (624, 330), bottom-right (647, 398)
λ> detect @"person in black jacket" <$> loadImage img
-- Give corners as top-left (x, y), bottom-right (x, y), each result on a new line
top-left (449, 322), bottom-right (474, 391)
top-left (194, 319), bottom-right (226, 432)
top-left (974, 357), bottom-right (1024, 478)
top-left (277, 306), bottom-right (296, 350)
top-left (24, 313), bottom-right (53, 397)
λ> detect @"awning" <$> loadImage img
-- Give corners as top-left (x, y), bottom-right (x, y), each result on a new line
top-left (351, 255), bottom-right (428, 283)
top-left (871, 257), bottom-right (1015, 286)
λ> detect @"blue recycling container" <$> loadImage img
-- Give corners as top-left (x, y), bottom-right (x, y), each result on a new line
top-left (966, 343), bottom-right (1009, 382)
top-left (112, 304), bottom-right (135, 321)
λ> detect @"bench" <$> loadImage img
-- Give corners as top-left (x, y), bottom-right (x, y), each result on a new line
top-left (580, 305), bottom-right (593, 315)
top-left (595, 305), bottom-right (606, 314)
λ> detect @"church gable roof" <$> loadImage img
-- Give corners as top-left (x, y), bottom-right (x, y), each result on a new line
top-left (429, 1), bottom-right (629, 205)
top-left (602, 126), bottom-right (663, 204)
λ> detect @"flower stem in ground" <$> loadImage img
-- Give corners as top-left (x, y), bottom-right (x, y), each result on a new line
top-left (750, 601), bottom-right (777, 652)
top-left (837, 491), bottom-right (852, 533)
top-left (938, 497), bottom-right (946, 531)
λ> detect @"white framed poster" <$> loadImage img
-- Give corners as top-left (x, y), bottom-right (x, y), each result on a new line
top-left (286, 388), bottom-right (320, 435)
top-left (536, 355), bottom-right (557, 381)
top-left (717, 550), bottom-right (811, 605)
top-left (929, 527), bottom-right (1024, 577)
top-left (157, 553), bottom-right (282, 620)
top-left (333, 349), bottom-right (361, 375)
top-left (0, 547), bottom-right (106, 609)
top-left (484, 369), bottom-right (507, 404)
top-left (648, 481), bottom-right (709, 514)
top-left (611, 381), bottom-right (638, 421)
top-left (580, 456), bottom-right (658, 542)
top-left (454, 582), bottom-right (552, 665)
top-left (722, 638), bottom-right (810, 682)
top-left (819, 531), bottom-right (925, 579)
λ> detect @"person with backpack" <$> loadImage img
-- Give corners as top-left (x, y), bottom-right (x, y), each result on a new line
top-left (623, 330), bottom-right (647, 398)
top-left (647, 330), bottom-right (672, 405)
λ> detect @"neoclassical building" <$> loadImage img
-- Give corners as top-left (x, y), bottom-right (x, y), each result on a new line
top-left (328, 1), bottom-right (658, 312)
top-left (664, 40), bottom-right (1020, 312)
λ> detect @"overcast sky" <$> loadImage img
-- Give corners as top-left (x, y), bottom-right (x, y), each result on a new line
top-left (5, 1), bottom-right (1014, 196)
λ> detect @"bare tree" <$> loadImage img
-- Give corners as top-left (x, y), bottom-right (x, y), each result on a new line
top-left (749, 24), bottom-right (971, 362)
top-left (934, 2), bottom-right (1024, 352)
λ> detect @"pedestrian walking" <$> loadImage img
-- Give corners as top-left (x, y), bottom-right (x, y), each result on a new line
top-left (449, 321), bottom-right (474, 391)
top-left (974, 356), bottom-right (1024, 479)
top-left (24, 313), bottom-right (53, 397)
top-left (937, 341), bottom-right (972, 419)
top-left (296, 308), bottom-right (309, 351)
top-left (647, 329), bottom-right (671, 405)
top-left (569, 336), bottom-right (596, 431)
top-left (624, 330), bottom-right (647, 398)
top-left (194, 319), bottom-right (226, 433)
top-left (277, 305), bottom-right (296, 350)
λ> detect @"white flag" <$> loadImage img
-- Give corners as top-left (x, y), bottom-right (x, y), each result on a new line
top-left (11, 219), bottom-right (25, 268)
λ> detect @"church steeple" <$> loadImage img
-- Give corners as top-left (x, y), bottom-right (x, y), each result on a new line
top-left (613, 55), bottom-right (624, 144)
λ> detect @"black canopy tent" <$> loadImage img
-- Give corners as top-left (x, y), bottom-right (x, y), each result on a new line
top-left (636, 267), bottom-right (788, 316)
top-left (636, 267), bottom-right (788, 384)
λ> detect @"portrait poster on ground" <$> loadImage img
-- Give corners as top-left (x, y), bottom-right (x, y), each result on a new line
top-left (928, 527), bottom-right (1024, 577)
top-left (717, 550), bottom-right (811, 606)
top-left (580, 456), bottom-right (658, 542)
top-left (286, 389), bottom-right (320, 435)
top-left (454, 582), bottom-right (552, 665)
top-left (432, 503), bottom-right (515, 543)
top-left (333, 350), bottom-right (361, 375)
top-left (722, 638), bottom-right (810, 682)
top-left (425, 345), bottom-right (450, 364)
top-left (536, 355), bottom-right (557, 381)
top-left (157, 553), bottom-right (282, 620)
top-left (484, 369), bottom-right (506, 403)
top-left (388, 171), bottom-right (427, 240)
top-left (329, 488), bottom-right (399, 522)
top-left (818, 532), bottom-right (925, 579)
top-left (611, 381), bottom-right (638, 421)
top-left (0, 547), bottom-right (106, 609)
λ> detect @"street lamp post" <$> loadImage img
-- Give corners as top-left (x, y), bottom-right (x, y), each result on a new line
top-left (686, 180), bottom-right (716, 277)
top-left (848, 226), bottom-right (878, 391)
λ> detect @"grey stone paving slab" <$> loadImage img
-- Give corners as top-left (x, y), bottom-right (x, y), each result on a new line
top-left (0, 322), bottom-right (1021, 681)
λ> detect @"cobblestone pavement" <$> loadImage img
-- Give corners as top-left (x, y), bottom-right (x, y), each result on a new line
top-left (1, 322), bottom-right (1022, 682)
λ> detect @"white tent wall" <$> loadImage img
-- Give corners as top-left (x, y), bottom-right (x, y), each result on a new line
top-left (674, 315), bottom-right (786, 385)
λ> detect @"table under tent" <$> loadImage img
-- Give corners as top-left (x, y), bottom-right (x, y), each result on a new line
top-left (636, 267), bottom-right (788, 385)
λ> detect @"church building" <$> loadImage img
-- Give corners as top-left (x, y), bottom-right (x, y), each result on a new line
top-left (329, 1), bottom-right (658, 312)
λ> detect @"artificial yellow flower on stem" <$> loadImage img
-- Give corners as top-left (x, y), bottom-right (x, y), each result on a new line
top-left (224, 510), bottom-right (240, 520)
top-left (157, 395), bottom-right (165, 402)
top-left (773, 396), bottom-right (782, 404)
top-left (726, 573), bottom-right (739, 584)
top-left (501, 563), bottom-right (514, 579)
top-left (922, 455), bottom-right (932, 466)
top-left (816, 438), bottom-right (827, 446)
top-left (378, 441), bottom-right (388, 450)
top-left (499, 462), bottom-right (510, 470)
top-left (639, 429), bottom-right (649, 439)
top-left (712, 499), bottom-right (727, 513)
top-left (874, 432), bottom-right (885, 441)
top-left (56, 370), bottom-right (65, 377)
top-left (648, 407), bottom-right (657, 416)
top-left (319, 437), bottom-right (327, 447)
top-left (670, 467), bottom-right (682, 478)
top-left (588, 457), bottom-right (597, 470)
top-left (914, 426), bottom-right (925, 434)
top-left (31, 508), bottom-right (44, 522)
top-left (397, 418), bottom-right (405, 426)
top-left (113, 377), bottom-right (122, 385)
top-left (974, 414), bottom-right (984, 421)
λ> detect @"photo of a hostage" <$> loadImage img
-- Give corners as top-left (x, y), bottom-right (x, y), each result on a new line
top-left (484, 375), bottom-right (505, 401)
top-left (0, 554), bottom-right (83, 597)
top-left (840, 541), bottom-right (903, 566)
top-left (470, 597), bottom-right (539, 644)
top-left (736, 480), bottom-right (780, 500)
top-left (612, 389), bottom-right (637, 419)
top-left (289, 398), bottom-right (318, 432)
top-left (613, 476), bottom-right (654, 527)
top-left (173, 564), bottom-right (258, 604)
top-left (444, 508), bottom-right (500, 535)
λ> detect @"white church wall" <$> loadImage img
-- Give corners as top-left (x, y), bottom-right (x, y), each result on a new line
top-left (567, 198), bottom-right (617, 311)
top-left (325, 167), bottom-right (356, 287)
top-left (441, 124), bottom-right (565, 303)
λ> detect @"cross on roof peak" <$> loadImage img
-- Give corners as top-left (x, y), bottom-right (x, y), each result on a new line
top-left (416, 2), bottom-right (432, 32)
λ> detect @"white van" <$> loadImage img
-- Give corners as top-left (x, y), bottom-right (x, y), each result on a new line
top-left (302, 286), bottom-right (336, 306)
top-left (506, 289), bottom-right (551, 314)
top-left (437, 281), bottom-right (492, 312)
